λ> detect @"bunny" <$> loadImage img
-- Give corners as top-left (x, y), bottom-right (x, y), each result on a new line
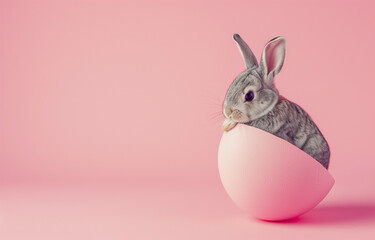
top-left (222, 34), bottom-right (330, 169)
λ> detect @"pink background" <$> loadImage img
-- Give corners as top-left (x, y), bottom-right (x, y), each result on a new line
top-left (1, 0), bottom-right (374, 239)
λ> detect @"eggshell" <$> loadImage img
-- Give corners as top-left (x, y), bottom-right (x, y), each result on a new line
top-left (218, 124), bottom-right (335, 221)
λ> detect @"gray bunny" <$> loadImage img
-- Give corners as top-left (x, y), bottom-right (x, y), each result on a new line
top-left (222, 34), bottom-right (330, 169)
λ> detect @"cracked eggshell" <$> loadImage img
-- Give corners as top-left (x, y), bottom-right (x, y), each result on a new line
top-left (218, 124), bottom-right (335, 221)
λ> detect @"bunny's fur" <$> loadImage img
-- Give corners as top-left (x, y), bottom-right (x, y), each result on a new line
top-left (222, 34), bottom-right (330, 169)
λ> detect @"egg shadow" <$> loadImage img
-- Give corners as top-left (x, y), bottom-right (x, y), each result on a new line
top-left (274, 203), bottom-right (375, 225)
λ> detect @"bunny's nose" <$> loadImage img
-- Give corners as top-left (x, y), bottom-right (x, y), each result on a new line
top-left (224, 107), bottom-right (233, 119)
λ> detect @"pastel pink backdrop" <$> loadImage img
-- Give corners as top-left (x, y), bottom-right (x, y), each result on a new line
top-left (1, 0), bottom-right (374, 239)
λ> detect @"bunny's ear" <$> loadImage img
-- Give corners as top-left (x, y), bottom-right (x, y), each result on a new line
top-left (233, 34), bottom-right (258, 69)
top-left (259, 37), bottom-right (286, 85)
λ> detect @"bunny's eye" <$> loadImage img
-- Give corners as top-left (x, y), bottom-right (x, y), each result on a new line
top-left (245, 91), bottom-right (254, 102)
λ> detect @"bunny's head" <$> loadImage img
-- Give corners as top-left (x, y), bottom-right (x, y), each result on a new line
top-left (222, 34), bottom-right (286, 131)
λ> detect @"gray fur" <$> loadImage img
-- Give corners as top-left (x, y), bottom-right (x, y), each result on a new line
top-left (233, 34), bottom-right (259, 69)
top-left (223, 34), bottom-right (330, 169)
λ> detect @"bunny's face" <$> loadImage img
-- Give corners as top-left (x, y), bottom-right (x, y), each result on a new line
top-left (223, 68), bottom-right (279, 124)
top-left (222, 34), bottom-right (285, 131)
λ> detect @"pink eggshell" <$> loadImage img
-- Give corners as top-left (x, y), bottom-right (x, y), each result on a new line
top-left (218, 124), bottom-right (335, 221)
